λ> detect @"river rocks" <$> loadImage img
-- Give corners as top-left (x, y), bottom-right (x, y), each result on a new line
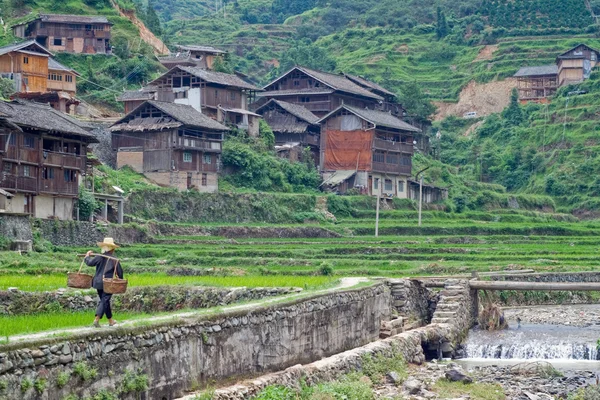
top-left (504, 304), bottom-right (600, 327)
top-left (445, 368), bottom-right (472, 384)
top-left (403, 377), bottom-right (422, 394)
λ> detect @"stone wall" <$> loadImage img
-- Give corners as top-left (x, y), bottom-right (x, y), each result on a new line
top-left (386, 279), bottom-right (436, 325)
top-left (489, 271), bottom-right (600, 283)
top-left (0, 286), bottom-right (301, 316)
top-left (0, 214), bottom-right (32, 242)
top-left (0, 284), bottom-right (390, 400)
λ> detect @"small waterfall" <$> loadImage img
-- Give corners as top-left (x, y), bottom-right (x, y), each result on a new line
top-left (466, 342), bottom-right (600, 361)
top-left (463, 324), bottom-right (600, 361)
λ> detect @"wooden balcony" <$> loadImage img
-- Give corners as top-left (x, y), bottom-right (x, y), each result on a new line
top-left (0, 174), bottom-right (38, 193)
top-left (39, 179), bottom-right (78, 196)
top-left (175, 137), bottom-right (222, 152)
top-left (373, 138), bottom-right (413, 154)
top-left (299, 101), bottom-right (332, 112)
top-left (42, 151), bottom-right (85, 169)
top-left (372, 162), bottom-right (411, 175)
top-left (3, 147), bottom-right (40, 163)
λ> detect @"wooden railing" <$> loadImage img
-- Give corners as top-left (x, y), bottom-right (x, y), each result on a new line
top-left (42, 151), bottom-right (85, 169)
top-left (373, 138), bottom-right (413, 154)
top-left (372, 162), bottom-right (411, 175)
top-left (0, 174), bottom-right (38, 193)
top-left (176, 137), bottom-right (222, 152)
top-left (39, 179), bottom-right (78, 196)
top-left (299, 101), bottom-right (331, 112)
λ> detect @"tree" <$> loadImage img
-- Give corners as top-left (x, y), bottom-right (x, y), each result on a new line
top-left (0, 78), bottom-right (15, 100)
top-left (259, 120), bottom-right (275, 150)
top-left (212, 55), bottom-right (234, 74)
top-left (145, 0), bottom-right (163, 36)
top-left (396, 81), bottom-right (436, 125)
top-left (436, 6), bottom-right (448, 40)
top-left (502, 88), bottom-right (523, 126)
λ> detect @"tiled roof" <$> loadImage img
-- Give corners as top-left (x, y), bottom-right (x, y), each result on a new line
top-left (256, 99), bottom-right (319, 124)
top-left (116, 87), bottom-right (157, 101)
top-left (514, 65), bottom-right (558, 77)
top-left (48, 58), bottom-right (79, 75)
top-left (343, 74), bottom-right (396, 97)
top-left (264, 66), bottom-right (384, 101)
top-left (177, 66), bottom-right (261, 90)
top-left (557, 44), bottom-right (600, 59)
top-left (112, 101), bottom-right (229, 131)
top-left (319, 105), bottom-right (421, 132)
top-left (39, 14), bottom-right (111, 24)
top-left (0, 100), bottom-right (97, 140)
top-left (0, 40), bottom-right (53, 57)
top-left (176, 45), bottom-right (226, 54)
top-left (257, 88), bottom-right (334, 97)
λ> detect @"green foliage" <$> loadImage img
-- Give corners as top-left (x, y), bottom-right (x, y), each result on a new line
top-left (0, 380), bottom-right (7, 393)
top-left (57, 371), bottom-right (71, 388)
top-left (254, 385), bottom-right (297, 400)
top-left (319, 262), bottom-right (334, 276)
top-left (20, 377), bottom-right (32, 393)
top-left (78, 188), bottom-right (99, 221)
top-left (73, 362), bottom-right (98, 381)
top-left (0, 78), bottom-right (15, 100)
top-left (119, 368), bottom-right (149, 394)
top-left (436, 7), bottom-right (448, 40)
top-left (34, 378), bottom-right (47, 394)
top-left (502, 88), bottom-right (524, 126)
top-left (143, 0), bottom-right (163, 36)
top-left (259, 120), bottom-right (275, 150)
top-left (360, 349), bottom-right (407, 384)
top-left (221, 136), bottom-right (320, 193)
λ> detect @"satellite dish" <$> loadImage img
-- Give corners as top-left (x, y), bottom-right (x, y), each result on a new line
top-left (112, 186), bottom-right (124, 194)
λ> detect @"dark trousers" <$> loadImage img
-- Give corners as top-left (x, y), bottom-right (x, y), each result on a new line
top-left (96, 289), bottom-right (113, 319)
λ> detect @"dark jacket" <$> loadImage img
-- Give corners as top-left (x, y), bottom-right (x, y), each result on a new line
top-left (85, 254), bottom-right (124, 290)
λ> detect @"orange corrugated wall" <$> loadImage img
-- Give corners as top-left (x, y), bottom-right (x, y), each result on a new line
top-left (324, 129), bottom-right (373, 170)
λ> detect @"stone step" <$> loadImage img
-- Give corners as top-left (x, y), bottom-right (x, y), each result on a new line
top-left (431, 317), bottom-right (451, 324)
top-left (439, 290), bottom-right (463, 297)
top-left (445, 285), bottom-right (466, 290)
top-left (436, 302), bottom-right (461, 310)
top-left (433, 311), bottom-right (456, 318)
top-left (438, 295), bottom-right (463, 302)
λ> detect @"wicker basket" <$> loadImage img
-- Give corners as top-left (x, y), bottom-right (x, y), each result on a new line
top-left (103, 258), bottom-right (127, 294)
top-left (103, 277), bottom-right (128, 294)
top-left (67, 260), bottom-right (93, 289)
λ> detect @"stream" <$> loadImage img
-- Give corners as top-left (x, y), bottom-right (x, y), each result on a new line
top-left (458, 304), bottom-right (600, 373)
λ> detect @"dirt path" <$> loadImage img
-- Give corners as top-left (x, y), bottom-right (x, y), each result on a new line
top-left (7, 278), bottom-right (370, 344)
top-left (474, 44), bottom-right (498, 61)
top-left (110, 0), bottom-right (169, 55)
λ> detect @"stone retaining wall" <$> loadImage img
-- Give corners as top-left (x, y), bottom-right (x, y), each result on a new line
top-left (0, 284), bottom-right (390, 400)
top-left (0, 286), bottom-right (300, 316)
top-left (488, 271), bottom-right (600, 283)
top-left (179, 279), bottom-right (476, 400)
top-left (386, 279), bottom-right (436, 325)
top-left (0, 214), bottom-right (32, 243)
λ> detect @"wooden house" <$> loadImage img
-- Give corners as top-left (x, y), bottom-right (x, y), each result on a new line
top-left (145, 66), bottom-right (262, 136)
top-left (557, 44), bottom-right (600, 86)
top-left (258, 66), bottom-right (384, 118)
top-left (343, 73), bottom-right (404, 116)
top-left (0, 100), bottom-right (97, 220)
top-left (158, 45), bottom-right (226, 70)
top-left (0, 40), bottom-right (52, 94)
top-left (514, 65), bottom-right (558, 103)
top-left (13, 14), bottom-right (112, 55)
top-left (117, 87), bottom-right (157, 114)
top-left (110, 101), bottom-right (229, 192)
top-left (318, 105), bottom-right (420, 198)
top-left (254, 99), bottom-right (320, 164)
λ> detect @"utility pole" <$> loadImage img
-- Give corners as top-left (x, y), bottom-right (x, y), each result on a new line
top-left (415, 166), bottom-right (430, 227)
top-left (375, 179), bottom-right (381, 237)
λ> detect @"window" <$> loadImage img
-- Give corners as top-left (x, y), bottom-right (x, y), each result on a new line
top-left (386, 154), bottom-right (398, 164)
top-left (374, 178), bottom-right (379, 190)
top-left (23, 77), bottom-right (28, 86)
top-left (201, 173), bottom-right (207, 186)
top-left (23, 165), bottom-right (30, 177)
top-left (183, 152), bottom-right (193, 163)
top-left (202, 154), bottom-right (212, 164)
top-left (384, 179), bottom-right (393, 191)
top-left (8, 134), bottom-right (16, 146)
top-left (230, 92), bottom-right (236, 101)
top-left (400, 157), bottom-right (411, 166)
top-left (23, 57), bottom-right (29, 64)
top-left (43, 167), bottom-right (54, 180)
top-left (53, 38), bottom-right (63, 46)
top-left (215, 90), bottom-right (219, 100)
top-left (64, 170), bottom-right (77, 182)
top-left (66, 75), bottom-right (73, 83)
top-left (300, 97), bottom-right (310, 103)
top-left (398, 180), bottom-right (404, 193)
top-left (293, 80), bottom-right (300, 86)
top-left (24, 136), bottom-right (35, 148)
top-left (372, 152), bottom-right (384, 163)
top-left (3, 162), bottom-right (13, 174)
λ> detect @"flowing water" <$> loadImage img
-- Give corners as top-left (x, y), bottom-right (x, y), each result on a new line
top-left (459, 305), bottom-right (600, 372)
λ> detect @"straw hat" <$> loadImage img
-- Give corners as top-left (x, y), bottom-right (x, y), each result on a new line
top-left (97, 237), bottom-right (119, 249)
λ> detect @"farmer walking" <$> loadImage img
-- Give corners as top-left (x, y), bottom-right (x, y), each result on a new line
top-left (85, 237), bottom-right (123, 327)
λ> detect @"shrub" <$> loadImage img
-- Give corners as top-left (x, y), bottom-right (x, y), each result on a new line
top-left (254, 385), bottom-right (297, 400)
top-left (20, 377), bottom-right (32, 393)
top-left (73, 362), bottom-right (98, 381)
top-left (319, 262), bottom-right (334, 276)
top-left (34, 378), bottom-right (47, 394)
top-left (56, 371), bottom-right (71, 388)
